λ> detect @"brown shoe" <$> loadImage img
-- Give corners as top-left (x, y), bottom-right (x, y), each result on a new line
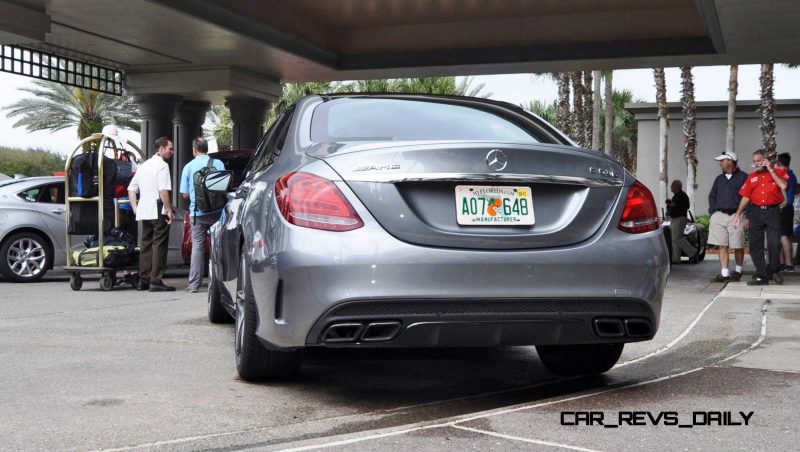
top-left (710, 274), bottom-right (731, 283)
top-left (730, 271), bottom-right (742, 282)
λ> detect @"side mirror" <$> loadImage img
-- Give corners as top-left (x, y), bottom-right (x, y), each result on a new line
top-left (203, 170), bottom-right (233, 192)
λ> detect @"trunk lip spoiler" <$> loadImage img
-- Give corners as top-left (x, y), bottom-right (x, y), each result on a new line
top-left (341, 172), bottom-right (623, 187)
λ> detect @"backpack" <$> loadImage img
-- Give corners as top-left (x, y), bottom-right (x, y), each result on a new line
top-left (68, 151), bottom-right (117, 199)
top-left (193, 158), bottom-right (227, 216)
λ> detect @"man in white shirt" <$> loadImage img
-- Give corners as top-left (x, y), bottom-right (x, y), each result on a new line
top-left (128, 137), bottom-right (176, 292)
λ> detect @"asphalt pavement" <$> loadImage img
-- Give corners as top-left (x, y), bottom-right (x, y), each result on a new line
top-left (0, 257), bottom-right (798, 451)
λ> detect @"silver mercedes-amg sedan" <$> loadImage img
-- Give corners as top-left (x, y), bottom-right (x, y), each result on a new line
top-left (207, 94), bottom-right (669, 381)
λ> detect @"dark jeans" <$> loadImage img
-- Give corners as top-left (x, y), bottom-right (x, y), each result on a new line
top-left (139, 214), bottom-right (170, 285)
top-left (748, 205), bottom-right (781, 279)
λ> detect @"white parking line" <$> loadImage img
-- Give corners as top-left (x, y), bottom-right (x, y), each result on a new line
top-left (613, 288), bottom-right (722, 368)
top-left (95, 287), bottom-right (736, 452)
top-left (450, 425), bottom-right (603, 452)
top-left (278, 299), bottom-right (770, 452)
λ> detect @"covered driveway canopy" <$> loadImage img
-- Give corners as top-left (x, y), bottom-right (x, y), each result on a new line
top-left (2, 0), bottom-right (800, 103)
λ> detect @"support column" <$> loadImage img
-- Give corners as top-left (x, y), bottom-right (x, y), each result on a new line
top-left (172, 101), bottom-right (211, 209)
top-left (133, 94), bottom-right (182, 158)
top-left (226, 98), bottom-right (271, 150)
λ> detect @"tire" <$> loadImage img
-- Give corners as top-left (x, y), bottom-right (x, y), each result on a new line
top-left (234, 253), bottom-right (301, 381)
top-left (70, 273), bottom-right (83, 291)
top-left (0, 231), bottom-right (51, 282)
top-left (208, 263), bottom-right (233, 324)
top-left (536, 343), bottom-right (624, 376)
top-left (99, 274), bottom-right (114, 291)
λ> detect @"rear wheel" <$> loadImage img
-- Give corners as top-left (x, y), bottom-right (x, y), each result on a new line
top-left (536, 343), bottom-right (624, 376)
top-left (234, 253), bottom-right (300, 381)
top-left (0, 231), bottom-right (51, 282)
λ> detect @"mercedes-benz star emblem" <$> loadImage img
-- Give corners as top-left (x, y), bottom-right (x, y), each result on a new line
top-left (486, 149), bottom-right (508, 171)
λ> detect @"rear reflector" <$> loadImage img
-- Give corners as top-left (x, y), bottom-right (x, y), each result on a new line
top-left (275, 172), bottom-right (364, 231)
top-left (618, 180), bottom-right (660, 234)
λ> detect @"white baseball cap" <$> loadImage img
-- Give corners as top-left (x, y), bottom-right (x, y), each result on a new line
top-left (714, 151), bottom-right (738, 162)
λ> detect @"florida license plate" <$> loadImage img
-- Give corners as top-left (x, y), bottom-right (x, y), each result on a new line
top-left (455, 185), bottom-right (535, 225)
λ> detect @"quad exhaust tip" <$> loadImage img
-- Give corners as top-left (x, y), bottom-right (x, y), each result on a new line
top-left (593, 317), bottom-right (652, 338)
top-left (361, 321), bottom-right (402, 342)
top-left (322, 321), bottom-right (402, 343)
top-left (321, 323), bottom-right (364, 343)
top-left (593, 318), bottom-right (625, 338)
top-left (623, 318), bottom-right (653, 338)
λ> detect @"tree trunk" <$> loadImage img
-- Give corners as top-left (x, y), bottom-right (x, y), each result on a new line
top-left (654, 67), bottom-right (669, 207)
top-left (556, 72), bottom-right (571, 137)
top-left (603, 71), bottom-right (613, 155)
top-left (583, 71), bottom-right (593, 148)
top-left (680, 66), bottom-right (698, 212)
top-left (570, 71), bottom-right (584, 146)
top-left (726, 65), bottom-right (738, 153)
top-left (759, 63), bottom-right (776, 154)
top-left (592, 70), bottom-right (601, 149)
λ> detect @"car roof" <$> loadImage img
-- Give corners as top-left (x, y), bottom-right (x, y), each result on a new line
top-left (0, 176), bottom-right (61, 188)
top-left (317, 92), bottom-right (525, 112)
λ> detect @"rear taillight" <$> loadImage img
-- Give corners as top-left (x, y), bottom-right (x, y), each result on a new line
top-left (275, 172), bottom-right (364, 232)
top-left (618, 180), bottom-right (660, 234)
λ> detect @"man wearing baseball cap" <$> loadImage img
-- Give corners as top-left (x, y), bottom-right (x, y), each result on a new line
top-left (707, 151), bottom-right (748, 282)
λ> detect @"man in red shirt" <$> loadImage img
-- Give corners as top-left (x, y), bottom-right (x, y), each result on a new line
top-left (733, 149), bottom-right (789, 285)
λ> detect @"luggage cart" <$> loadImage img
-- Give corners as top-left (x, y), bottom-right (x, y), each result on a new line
top-left (63, 128), bottom-right (143, 291)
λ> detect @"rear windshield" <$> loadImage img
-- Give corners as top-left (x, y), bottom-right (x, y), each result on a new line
top-left (311, 98), bottom-right (540, 143)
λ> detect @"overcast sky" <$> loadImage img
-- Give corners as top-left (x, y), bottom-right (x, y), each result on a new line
top-left (0, 64), bottom-right (798, 156)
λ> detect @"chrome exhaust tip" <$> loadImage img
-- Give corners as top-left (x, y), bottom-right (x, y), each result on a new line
top-left (321, 323), bottom-right (364, 343)
top-left (360, 321), bottom-right (402, 342)
top-left (593, 317), bottom-right (626, 338)
top-left (624, 318), bottom-right (653, 338)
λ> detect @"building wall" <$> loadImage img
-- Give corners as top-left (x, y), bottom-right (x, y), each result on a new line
top-left (629, 100), bottom-right (800, 216)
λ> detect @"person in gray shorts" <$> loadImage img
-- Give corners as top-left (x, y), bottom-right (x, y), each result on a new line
top-left (707, 151), bottom-right (748, 282)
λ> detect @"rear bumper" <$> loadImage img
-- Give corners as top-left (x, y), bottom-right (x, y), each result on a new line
top-left (306, 297), bottom-right (655, 348)
top-left (248, 210), bottom-right (669, 349)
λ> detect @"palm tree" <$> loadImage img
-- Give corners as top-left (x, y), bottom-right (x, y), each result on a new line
top-left (206, 104), bottom-right (232, 152)
top-left (603, 71), bottom-right (613, 155)
top-left (557, 72), bottom-right (572, 137)
top-left (393, 77), bottom-right (487, 97)
top-left (3, 80), bottom-right (139, 142)
top-left (525, 99), bottom-right (559, 125)
top-left (654, 67), bottom-right (669, 205)
top-left (336, 79), bottom-right (398, 93)
top-left (680, 66), bottom-right (698, 211)
top-left (582, 71), bottom-right (594, 148)
top-left (759, 64), bottom-right (776, 154)
top-left (726, 65), bottom-right (738, 154)
top-left (570, 71), bottom-right (586, 146)
top-left (269, 81), bottom-right (338, 124)
top-left (591, 70), bottom-right (601, 149)
top-left (599, 89), bottom-right (640, 171)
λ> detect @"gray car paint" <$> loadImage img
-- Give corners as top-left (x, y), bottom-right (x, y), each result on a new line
top-left (210, 94), bottom-right (669, 349)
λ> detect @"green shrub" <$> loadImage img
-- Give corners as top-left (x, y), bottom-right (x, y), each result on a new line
top-left (0, 146), bottom-right (66, 177)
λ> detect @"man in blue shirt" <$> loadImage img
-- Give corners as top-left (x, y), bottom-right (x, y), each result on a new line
top-left (778, 153), bottom-right (798, 272)
top-left (179, 137), bottom-right (225, 292)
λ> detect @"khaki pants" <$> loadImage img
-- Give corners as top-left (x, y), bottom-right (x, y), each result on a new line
top-left (139, 214), bottom-right (170, 285)
top-left (670, 216), bottom-right (697, 264)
